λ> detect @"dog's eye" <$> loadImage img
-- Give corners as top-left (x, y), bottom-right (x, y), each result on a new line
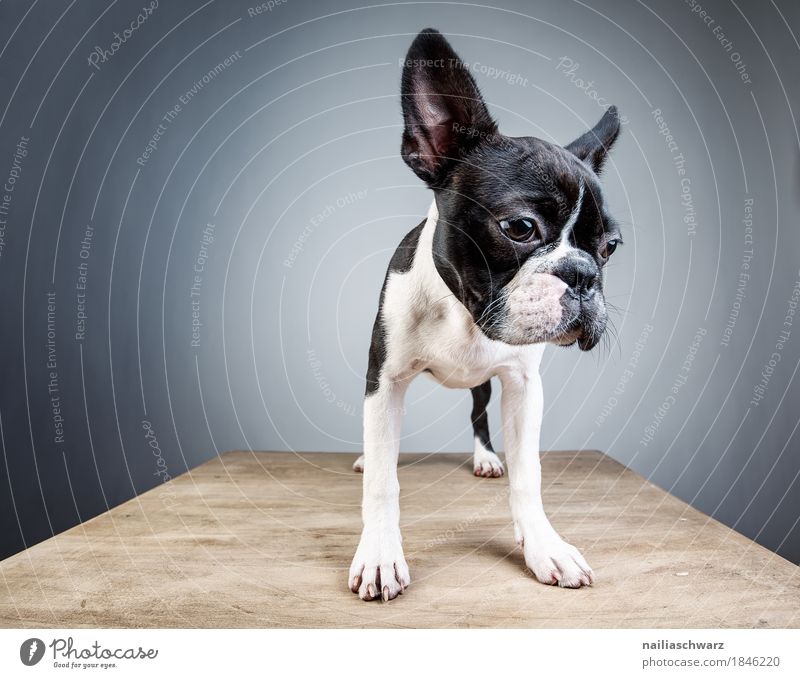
top-left (602, 239), bottom-right (620, 258)
top-left (499, 218), bottom-right (540, 243)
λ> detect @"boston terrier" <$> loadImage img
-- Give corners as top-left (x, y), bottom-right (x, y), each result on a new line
top-left (349, 28), bottom-right (622, 601)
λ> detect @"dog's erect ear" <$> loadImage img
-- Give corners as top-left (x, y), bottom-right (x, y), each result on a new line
top-left (401, 28), bottom-right (497, 186)
top-left (565, 106), bottom-right (621, 173)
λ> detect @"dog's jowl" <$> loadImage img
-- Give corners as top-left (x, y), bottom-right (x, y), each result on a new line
top-left (349, 28), bottom-right (622, 602)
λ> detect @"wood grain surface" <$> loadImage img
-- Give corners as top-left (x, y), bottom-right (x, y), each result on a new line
top-left (1, 450), bottom-right (797, 628)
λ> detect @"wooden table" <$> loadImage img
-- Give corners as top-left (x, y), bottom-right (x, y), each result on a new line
top-left (1, 451), bottom-right (798, 628)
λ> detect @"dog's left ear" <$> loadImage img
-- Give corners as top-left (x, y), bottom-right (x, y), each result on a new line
top-left (401, 28), bottom-right (497, 186)
top-left (565, 106), bottom-right (621, 173)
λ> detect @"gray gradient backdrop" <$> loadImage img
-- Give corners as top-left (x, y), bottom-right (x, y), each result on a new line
top-left (0, 0), bottom-right (798, 565)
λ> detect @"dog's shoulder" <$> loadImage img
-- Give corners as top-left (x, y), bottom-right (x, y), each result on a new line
top-left (386, 220), bottom-right (426, 275)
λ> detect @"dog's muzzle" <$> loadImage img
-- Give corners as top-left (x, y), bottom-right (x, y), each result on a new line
top-left (551, 254), bottom-right (607, 351)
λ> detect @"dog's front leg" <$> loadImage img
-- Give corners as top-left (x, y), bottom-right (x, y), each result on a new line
top-left (500, 368), bottom-right (594, 588)
top-left (349, 379), bottom-right (411, 601)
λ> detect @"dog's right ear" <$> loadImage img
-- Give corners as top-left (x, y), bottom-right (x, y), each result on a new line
top-left (400, 28), bottom-right (497, 187)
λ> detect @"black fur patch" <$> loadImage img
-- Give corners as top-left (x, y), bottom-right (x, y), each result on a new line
top-left (400, 28), bottom-right (497, 187)
top-left (364, 222), bottom-right (424, 396)
top-left (470, 380), bottom-right (495, 452)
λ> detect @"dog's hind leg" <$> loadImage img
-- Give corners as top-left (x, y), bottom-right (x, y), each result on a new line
top-left (471, 380), bottom-right (504, 477)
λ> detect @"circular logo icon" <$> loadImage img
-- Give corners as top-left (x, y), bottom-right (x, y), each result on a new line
top-left (20, 638), bottom-right (45, 666)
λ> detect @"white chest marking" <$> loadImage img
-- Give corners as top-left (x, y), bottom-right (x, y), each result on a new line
top-left (379, 201), bottom-right (544, 389)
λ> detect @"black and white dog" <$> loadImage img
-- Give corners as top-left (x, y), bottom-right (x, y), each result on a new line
top-left (349, 29), bottom-right (622, 601)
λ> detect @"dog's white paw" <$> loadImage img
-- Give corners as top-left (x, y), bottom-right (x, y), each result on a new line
top-left (473, 443), bottom-right (504, 477)
top-left (349, 531), bottom-right (410, 601)
top-left (353, 454), bottom-right (365, 473)
top-left (520, 533), bottom-right (594, 588)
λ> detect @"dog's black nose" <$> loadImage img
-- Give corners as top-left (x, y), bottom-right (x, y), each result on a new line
top-left (554, 258), bottom-right (598, 301)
